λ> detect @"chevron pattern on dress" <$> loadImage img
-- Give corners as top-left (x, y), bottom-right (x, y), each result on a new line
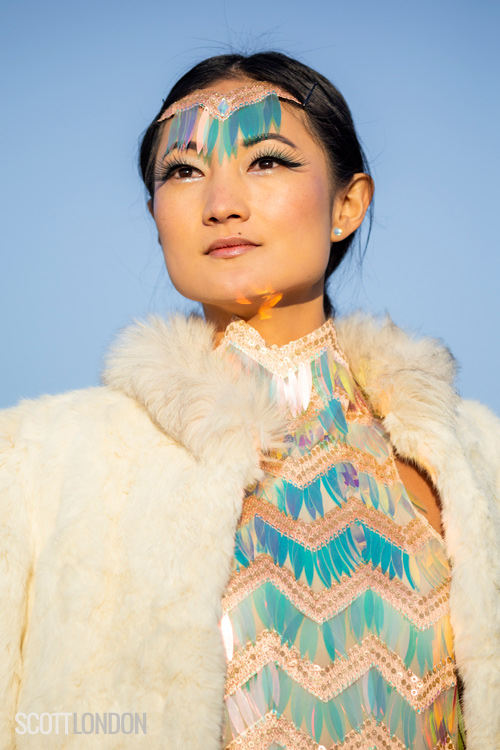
top-left (239, 496), bottom-right (438, 553)
top-left (225, 712), bottom-right (456, 750)
top-left (225, 630), bottom-right (455, 708)
top-left (223, 556), bottom-right (450, 629)
top-left (218, 318), bottom-right (459, 749)
top-left (261, 440), bottom-right (399, 487)
top-left (234, 517), bottom-right (449, 594)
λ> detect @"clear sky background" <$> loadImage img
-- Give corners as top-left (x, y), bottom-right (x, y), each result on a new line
top-left (1, 0), bottom-right (498, 413)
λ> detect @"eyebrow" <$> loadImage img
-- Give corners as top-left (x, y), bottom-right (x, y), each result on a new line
top-left (164, 132), bottom-right (298, 157)
top-left (243, 133), bottom-right (298, 149)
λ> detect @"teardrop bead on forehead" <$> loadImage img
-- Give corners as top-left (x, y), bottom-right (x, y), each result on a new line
top-left (215, 317), bottom-right (460, 750)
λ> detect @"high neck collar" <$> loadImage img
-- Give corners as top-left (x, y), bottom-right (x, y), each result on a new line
top-left (101, 311), bottom-right (458, 475)
top-left (215, 316), bottom-right (351, 377)
top-left (215, 316), bottom-right (356, 418)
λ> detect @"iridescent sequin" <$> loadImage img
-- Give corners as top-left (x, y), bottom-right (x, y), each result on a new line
top-left (158, 83), bottom-right (301, 162)
top-left (217, 318), bottom-right (459, 749)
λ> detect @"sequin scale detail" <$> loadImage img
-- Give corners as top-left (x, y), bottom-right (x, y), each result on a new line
top-left (157, 84), bottom-right (301, 162)
top-left (217, 318), bottom-right (458, 749)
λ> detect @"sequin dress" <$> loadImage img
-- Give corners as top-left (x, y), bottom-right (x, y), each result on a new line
top-left (217, 318), bottom-right (459, 750)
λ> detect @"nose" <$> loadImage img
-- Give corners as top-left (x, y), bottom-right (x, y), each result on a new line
top-left (202, 167), bottom-right (250, 226)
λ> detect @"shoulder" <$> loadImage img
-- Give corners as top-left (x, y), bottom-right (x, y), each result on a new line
top-left (2, 313), bottom-right (285, 488)
top-left (335, 311), bottom-right (457, 390)
top-left (335, 311), bottom-right (458, 423)
top-left (456, 399), bottom-right (500, 493)
top-left (101, 313), bottom-right (285, 469)
top-left (335, 310), bottom-right (499, 425)
top-left (458, 398), bottom-right (500, 437)
top-left (0, 385), bottom-right (152, 460)
top-left (335, 312), bottom-right (500, 477)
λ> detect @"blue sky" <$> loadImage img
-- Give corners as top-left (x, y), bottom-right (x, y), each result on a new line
top-left (1, 0), bottom-right (499, 413)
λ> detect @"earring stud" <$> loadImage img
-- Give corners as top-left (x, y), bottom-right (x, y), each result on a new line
top-left (333, 227), bottom-right (343, 236)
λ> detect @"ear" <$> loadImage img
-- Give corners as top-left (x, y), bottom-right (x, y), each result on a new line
top-left (330, 173), bottom-right (374, 242)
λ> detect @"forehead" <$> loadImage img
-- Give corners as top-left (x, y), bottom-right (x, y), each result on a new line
top-left (156, 79), bottom-right (316, 163)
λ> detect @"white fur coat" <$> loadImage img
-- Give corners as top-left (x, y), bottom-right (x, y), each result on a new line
top-left (1, 313), bottom-right (499, 749)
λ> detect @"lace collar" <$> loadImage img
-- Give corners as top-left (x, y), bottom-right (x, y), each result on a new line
top-left (216, 316), bottom-right (351, 378)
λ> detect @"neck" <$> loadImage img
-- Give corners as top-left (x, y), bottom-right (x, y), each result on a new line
top-left (203, 296), bottom-right (328, 348)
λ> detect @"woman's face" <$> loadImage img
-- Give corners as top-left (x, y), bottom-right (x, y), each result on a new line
top-left (151, 78), bottom-right (337, 318)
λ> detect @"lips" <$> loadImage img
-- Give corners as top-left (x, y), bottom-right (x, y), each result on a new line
top-left (206, 237), bottom-right (259, 259)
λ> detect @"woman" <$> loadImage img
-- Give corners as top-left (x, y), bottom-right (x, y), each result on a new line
top-left (2, 51), bottom-right (499, 750)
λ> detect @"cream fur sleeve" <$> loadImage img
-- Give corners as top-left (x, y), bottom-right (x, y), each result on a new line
top-left (0, 401), bottom-right (36, 748)
top-left (458, 399), bottom-right (500, 508)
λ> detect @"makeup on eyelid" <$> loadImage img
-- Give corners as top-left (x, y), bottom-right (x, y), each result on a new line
top-left (162, 133), bottom-right (300, 159)
top-left (154, 145), bottom-right (306, 184)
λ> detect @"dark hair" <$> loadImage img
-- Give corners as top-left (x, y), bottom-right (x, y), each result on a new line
top-left (139, 51), bottom-right (373, 318)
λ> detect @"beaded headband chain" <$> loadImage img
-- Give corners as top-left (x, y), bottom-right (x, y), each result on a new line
top-left (157, 83), bottom-right (302, 161)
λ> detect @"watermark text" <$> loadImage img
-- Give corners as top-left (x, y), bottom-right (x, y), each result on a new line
top-left (15, 712), bottom-right (147, 735)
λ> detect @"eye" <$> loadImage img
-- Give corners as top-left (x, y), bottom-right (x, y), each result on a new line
top-left (248, 148), bottom-right (305, 173)
top-left (251, 156), bottom-right (280, 171)
top-left (154, 159), bottom-right (203, 184)
top-left (170, 165), bottom-right (203, 180)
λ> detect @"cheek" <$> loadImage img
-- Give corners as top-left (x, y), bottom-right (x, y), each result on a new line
top-left (152, 192), bottom-right (201, 293)
top-left (154, 190), bottom-right (195, 241)
top-left (254, 175), bottom-right (333, 271)
top-left (257, 174), bottom-right (331, 229)
top-left (153, 190), bottom-right (199, 256)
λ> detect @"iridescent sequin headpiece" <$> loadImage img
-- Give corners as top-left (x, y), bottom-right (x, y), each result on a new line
top-left (158, 83), bottom-right (302, 161)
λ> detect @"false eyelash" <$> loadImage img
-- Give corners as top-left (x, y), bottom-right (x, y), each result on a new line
top-left (153, 145), bottom-right (306, 184)
top-left (153, 156), bottom-right (201, 183)
top-left (250, 145), bottom-right (306, 169)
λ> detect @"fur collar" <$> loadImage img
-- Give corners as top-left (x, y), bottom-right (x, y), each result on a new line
top-left (102, 311), bottom-right (500, 747)
top-left (101, 312), bottom-right (458, 464)
top-left (101, 314), bottom-right (286, 486)
top-left (335, 312), bottom-right (459, 477)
